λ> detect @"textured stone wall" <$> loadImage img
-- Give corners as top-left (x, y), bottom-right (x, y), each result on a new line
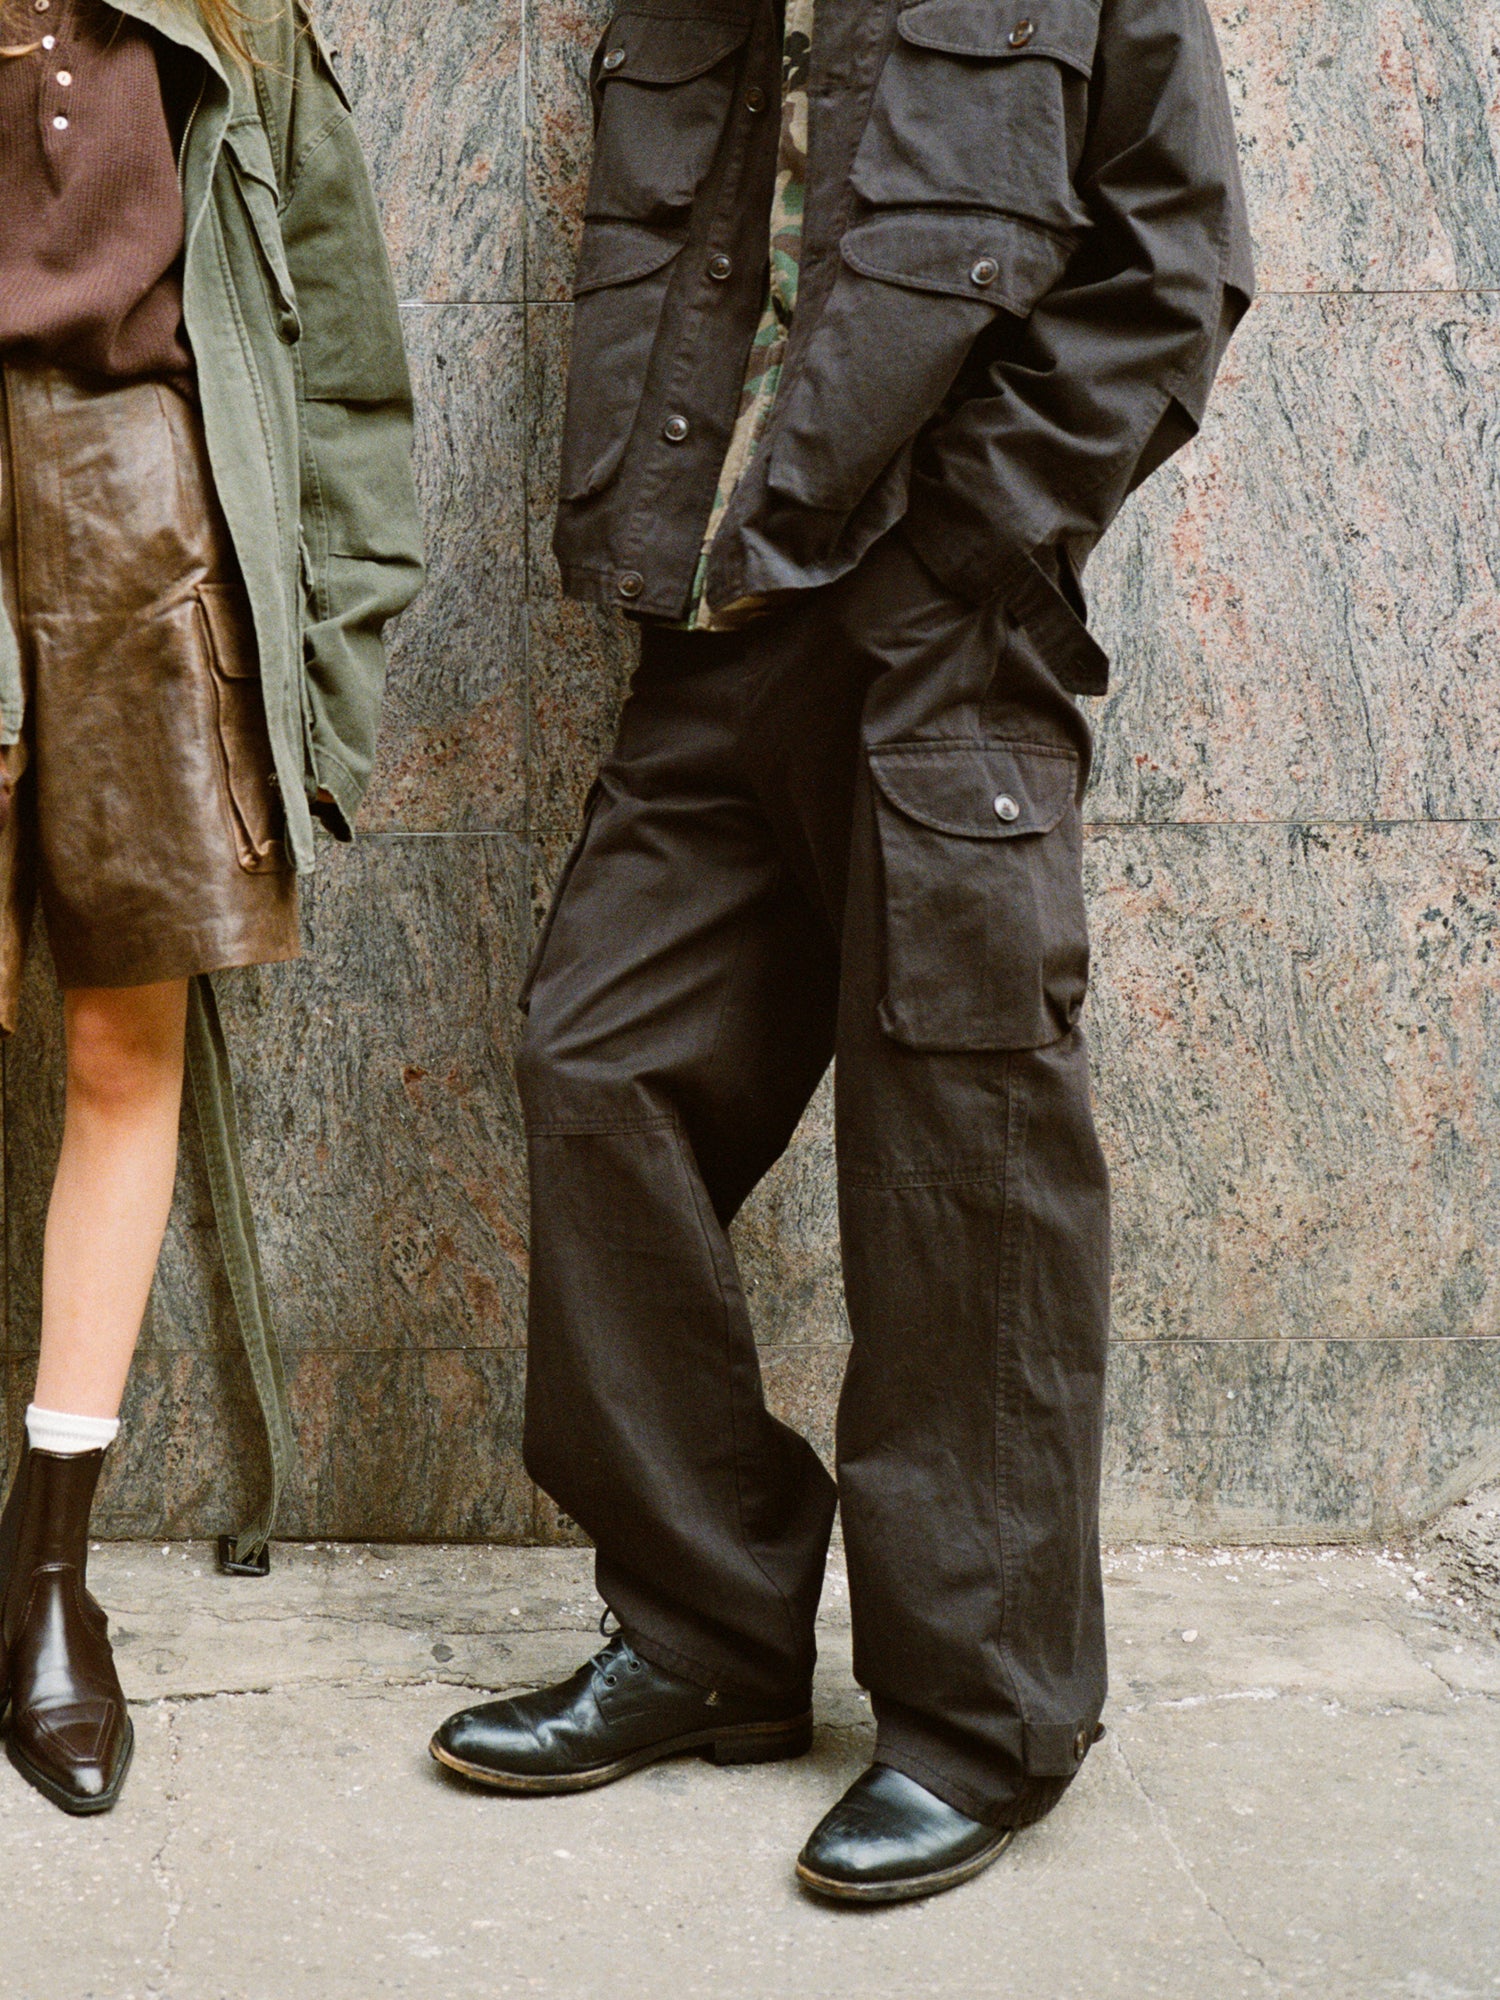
top-left (3, 1), bottom-right (1497, 1542)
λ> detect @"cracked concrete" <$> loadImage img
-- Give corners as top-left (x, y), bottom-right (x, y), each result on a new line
top-left (2, 1538), bottom-right (1498, 1999)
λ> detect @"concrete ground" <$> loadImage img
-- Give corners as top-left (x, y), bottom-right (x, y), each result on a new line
top-left (3, 1521), bottom-right (1499, 2000)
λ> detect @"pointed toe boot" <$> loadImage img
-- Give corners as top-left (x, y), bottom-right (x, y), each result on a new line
top-left (0, 1446), bottom-right (133, 1815)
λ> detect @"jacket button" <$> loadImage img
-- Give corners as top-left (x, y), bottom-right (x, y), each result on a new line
top-left (1008, 18), bottom-right (1036, 47)
top-left (993, 794), bottom-right (1020, 822)
top-left (707, 253), bottom-right (733, 281)
top-left (602, 46), bottom-right (626, 69)
top-left (1073, 1728), bottom-right (1089, 1763)
top-left (971, 258), bottom-right (999, 287)
top-left (663, 415), bottom-right (690, 443)
top-left (617, 571), bottom-right (645, 600)
top-left (745, 86), bottom-right (766, 111)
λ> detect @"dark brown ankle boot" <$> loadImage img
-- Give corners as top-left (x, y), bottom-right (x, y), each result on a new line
top-left (0, 1445), bottom-right (132, 1814)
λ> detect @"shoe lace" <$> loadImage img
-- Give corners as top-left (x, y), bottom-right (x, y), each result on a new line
top-left (593, 1608), bottom-right (645, 1689)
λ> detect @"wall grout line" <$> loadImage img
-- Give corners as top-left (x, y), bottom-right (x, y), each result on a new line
top-left (393, 287), bottom-right (1500, 310)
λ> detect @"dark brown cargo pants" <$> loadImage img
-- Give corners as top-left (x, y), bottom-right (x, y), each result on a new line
top-left (518, 532), bottom-right (1109, 1824)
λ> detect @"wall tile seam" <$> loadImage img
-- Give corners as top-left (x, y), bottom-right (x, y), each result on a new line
top-left (751, 1336), bottom-right (1500, 1348)
top-left (1080, 818), bottom-right (1500, 830)
top-left (1245, 288), bottom-right (1500, 300)
top-left (393, 288), bottom-right (1500, 308)
top-left (520, 817), bottom-right (1500, 839)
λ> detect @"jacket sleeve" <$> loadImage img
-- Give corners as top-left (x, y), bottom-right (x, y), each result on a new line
top-left (899, 0), bottom-right (1254, 693)
top-left (268, 15), bottom-right (425, 836)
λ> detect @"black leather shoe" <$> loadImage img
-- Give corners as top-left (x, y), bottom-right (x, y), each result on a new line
top-left (796, 1765), bottom-right (1014, 1904)
top-left (430, 1634), bottom-right (813, 1794)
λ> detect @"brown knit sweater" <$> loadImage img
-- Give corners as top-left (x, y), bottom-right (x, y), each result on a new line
top-left (0, 0), bottom-right (194, 381)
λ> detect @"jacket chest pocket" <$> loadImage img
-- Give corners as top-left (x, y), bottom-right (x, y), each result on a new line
top-left (221, 121), bottom-right (302, 346)
top-left (585, 7), bottom-right (752, 223)
top-left (870, 741), bottom-right (1087, 1052)
top-left (852, 0), bottom-right (1099, 231)
top-left (558, 6), bottom-right (751, 502)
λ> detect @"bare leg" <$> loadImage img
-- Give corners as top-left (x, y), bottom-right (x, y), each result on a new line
top-left (32, 980), bottom-right (188, 1419)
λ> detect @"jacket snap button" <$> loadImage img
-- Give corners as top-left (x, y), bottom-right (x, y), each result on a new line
top-left (993, 794), bottom-right (1020, 822)
top-left (1073, 1728), bottom-right (1089, 1762)
top-left (602, 46), bottom-right (626, 69)
top-left (745, 86), bottom-right (766, 111)
top-left (663, 414), bottom-right (690, 443)
top-left (1008, 18), bottom-right (1036, 47)
top-left (617, 570), bottom-right (645, 600)
top-left (708, 254), bottom-right (733, 281)
top-left (971, 258), bottom-right (999, 287)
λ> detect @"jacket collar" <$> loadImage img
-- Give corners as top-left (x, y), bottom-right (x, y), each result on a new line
top-left (107, 0), bottom-right (227, 85)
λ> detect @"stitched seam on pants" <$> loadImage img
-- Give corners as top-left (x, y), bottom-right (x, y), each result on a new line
top-left (989, 1053), bottom-right (1030, 1737)
top-left (672, 1115), bottom-right (807, 1669)
top-left (837, 1166), bottom-right (1008, 1191)
top-left (526, 1115), bottom-right (678, 1138)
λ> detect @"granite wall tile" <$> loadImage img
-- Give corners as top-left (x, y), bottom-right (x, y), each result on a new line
top-left (730, 1336), bottom-right (1500, 1540)
top-left (310, 0), bottom-right (523, 304)
top-left (360, 308), bottom-right (528, 835)
top-left (1086, 821), bottom-right (1500, 1351)
top-left (525, 0), bottom-right (615, 303)
top-left (1085, 294), bottom-right (1500, 825)
top-left (524, 302), bottom-right (571, 602)
top-left (527, 597), bottom-right (637, 832)
top-left (1102, 1336), bottom-right (1500, 1541)
top-left (84, 1345), bottom-right (532, 1544)
top-left (4, 837), bottom-right (533, 1363)
top-left (730, 1077), bottom-right (845, 1348)
top-left (1215, 0), bottom-right (1500, 294)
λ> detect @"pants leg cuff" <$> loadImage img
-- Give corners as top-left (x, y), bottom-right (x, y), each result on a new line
top-left (873, 1724), bottom-right (1072, 1830)
top-left (623, 1619), bottom-right (812, 1711)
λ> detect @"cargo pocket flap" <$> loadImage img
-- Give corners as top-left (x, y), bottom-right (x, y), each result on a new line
top-left (840, 206), bottom-right (1075, 311)
top-left (197, 583), bottom-right (259, 680)
top-left (896, 0), bottom-right (1101, 74)
top-left (599, 10), bottom-right (752, 84)
top-left (574, 218), bottom-right (687, 295)
top-left (870, 742), bottom-right (1077, 838)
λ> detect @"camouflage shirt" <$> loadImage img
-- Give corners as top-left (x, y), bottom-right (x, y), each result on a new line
top-left (682, 0), bottom-right (813, 630)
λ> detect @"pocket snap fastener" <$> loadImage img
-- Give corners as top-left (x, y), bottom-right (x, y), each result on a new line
top-left (1008, 19), bottom-right (1036, 47)
top-left (971, 258), bottom-right (999, 287)
top-left (602, 46), bottom-right (626, 69)
top-left (994, 794), bottom-right (1020, 822)
top-left (617, 570), bottom-right (645, 600)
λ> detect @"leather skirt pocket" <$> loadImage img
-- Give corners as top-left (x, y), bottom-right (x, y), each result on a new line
top-left (195, 582), bottom-right (288, 875)
top-left (870, 740), bottom-right (1087, 1051)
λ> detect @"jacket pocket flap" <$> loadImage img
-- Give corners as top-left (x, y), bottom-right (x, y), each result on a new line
top-left (896, 0), bottom-right (1100, 73)
top-left (840, 207), bottom-right (1074, 313)
top-left (599, 9), bottom-right (752, 84)
top-left (223, 118), bottom-right (282, 200)
top-left (574, 218), bottom-right (687, 294)
top-left (870, 742), bottom-right (1077, 837)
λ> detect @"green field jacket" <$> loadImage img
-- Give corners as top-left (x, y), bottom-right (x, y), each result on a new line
top-left (0, 0), bottom-right (424, 869)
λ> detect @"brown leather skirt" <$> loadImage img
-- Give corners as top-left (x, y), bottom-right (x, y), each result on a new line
top-left (0, 362), bottom-right (300, 1032)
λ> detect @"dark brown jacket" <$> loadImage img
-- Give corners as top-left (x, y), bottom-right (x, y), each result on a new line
top-left (552, 0), bottom-right (1255, 693)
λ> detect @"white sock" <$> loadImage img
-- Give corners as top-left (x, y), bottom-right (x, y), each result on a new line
top-left (25, 1405), bottom-right (120, 1456)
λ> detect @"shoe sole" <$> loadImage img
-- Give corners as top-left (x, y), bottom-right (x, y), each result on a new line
top-left (4, 1714), bottom-right (135, 1817)
top-left (795, 1826), bottom-right (1016, 1905)
top-left (429, 1711), bottom-right (814, 1795)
